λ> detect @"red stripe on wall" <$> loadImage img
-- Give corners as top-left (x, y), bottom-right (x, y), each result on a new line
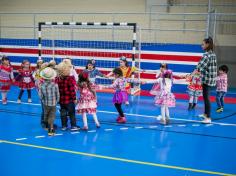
top-left (2, 47), bottom-right (201, 62)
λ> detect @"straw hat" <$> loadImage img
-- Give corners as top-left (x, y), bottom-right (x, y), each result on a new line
top-left (57, 62), bottom-right (71, 76)
top-left (40, 67), bottom-right (57, 80)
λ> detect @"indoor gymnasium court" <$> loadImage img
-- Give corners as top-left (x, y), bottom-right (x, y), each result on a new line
top-left (0, 0), bottom-right (236, 176)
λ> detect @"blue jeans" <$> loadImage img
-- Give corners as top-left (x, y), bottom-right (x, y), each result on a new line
top-left (216, 91), bottom-right (226, 109)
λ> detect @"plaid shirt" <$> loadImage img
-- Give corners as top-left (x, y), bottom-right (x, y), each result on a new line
top-left (56, 76), bottom-right (77, 104)
top-left (196, 51), bottom-right (217, 86)
top-left (39, 81), bottom-right (60, 106)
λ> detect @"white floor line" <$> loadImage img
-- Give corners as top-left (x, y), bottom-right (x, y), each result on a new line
top-left (4, 100), bottom-right (236, 127)
top-left (71, 131), bottom-right (80, 134)
top-left (149, 126), bottom-right (158, 128)
top-left (88, 130), bottom-right (96, 133)
top-left (178, 125), bottom-right (186, 127)
top-left (205, 124), bottom-right (214, 127)
top-left (120, 127), bottom-right (129, 130)
top-left (134, 126), bottom-right (143, 129)
top-left (54, 133), bottom-right (63, 136)
top-left (164, 125), bottom-right (172, 128)
top-left (16, 138), bottom-right (27, 141)
top-left (192, 124), bottom-right (200, 127)
top-left (104, 129), bottom-right (113, 131)
top-left (35, 135), bottom-right (45, 138)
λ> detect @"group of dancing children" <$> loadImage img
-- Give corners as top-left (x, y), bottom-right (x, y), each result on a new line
top-left (0, 55), bottom-right (228, 135)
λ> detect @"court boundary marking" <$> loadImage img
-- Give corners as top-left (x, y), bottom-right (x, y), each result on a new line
top-left (2, 100), bottom-right (236, 127)
top-left (0, 139), bottom-right (235, 176)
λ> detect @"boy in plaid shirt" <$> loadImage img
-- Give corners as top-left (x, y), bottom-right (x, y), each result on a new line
top-left (39, 67), bottom-right (59, 136)
top-left (56, 62), bottom-right (79, 131)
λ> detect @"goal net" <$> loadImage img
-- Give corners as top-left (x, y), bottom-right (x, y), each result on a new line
top-left (38, 22), bottom-right (141, 94)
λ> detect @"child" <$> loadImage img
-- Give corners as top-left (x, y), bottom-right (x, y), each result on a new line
top-left (150, 63), bottom-right (168, 95)
top-left (16, 60), bottom-right (35, 103)
top-left (0, 56), bottom-right (14, 104)
top-left (62, 58), bottom-right (78, 82)
top-left (103, 68), bottom-right (143, 123)
top-left (56, 61), bottom-right (79, 131)
top-left (82, 59), bottom-right (107, 86)
top-left (216, 65), bottom-right (228, 113)
top-left (186, 69), bottom-right (202, 110)
top-left (33, 60), bottom-right (49, 127)
top-left (39, 67), bottom-right (59, 136)
top-left (146, 70), bottom-right (176, 125)
top-left (76, 72), bottom-right (100, 130)
top-left (107, 56), bottom-right (141, 104)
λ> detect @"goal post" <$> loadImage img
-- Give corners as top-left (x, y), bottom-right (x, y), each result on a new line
top-left (38, 22), bottom-right (141, 94)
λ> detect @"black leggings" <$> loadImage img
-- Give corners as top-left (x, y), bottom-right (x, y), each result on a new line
top-left (114, 103), bottom-right (124, 117)
top-left (18, 89), bottom-right (31, 100)
top-left (202, 84), bottom-right (211, 118)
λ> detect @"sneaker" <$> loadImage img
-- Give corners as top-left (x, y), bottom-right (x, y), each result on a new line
top-left (96, 123), bottom-right (101, 128)
top-left (17, 99), bottom-right (21, 104)
top-left (166, 117), bottom-right (170, 124)
top-left (117, 117), bottom-right (126, 123)
top-left (125, 101), bottom-right (129, 106)
top-left (70, 126), bottom-right (79, 131)
top-left (216, 108), bottom-right (223, 113)
top-left (82, 126), bottom-right (88, 131)
top-left (61, 126), bottom-right (68, 131)
top-left (2, 98), bottom-right (7, 105)
top-left (198, 114), bottom-right (207, 119)
top-left (48, 128), bottom-right (55, 136)
top-left (156, 115), bottom-right (162, 120)
top-left (28, 99), bottom-right (32, 103)
top-left (116, 116), bottom-right (122, 122)
top-left (160, 118), bottom-right (167, 125)
top-left (202, 118), bottom-right (211, 124)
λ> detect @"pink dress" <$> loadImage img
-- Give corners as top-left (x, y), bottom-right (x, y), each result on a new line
top-left (76, 83), bottom-right (97, 114)
top-left (148, 78), bottom-right (175, 107)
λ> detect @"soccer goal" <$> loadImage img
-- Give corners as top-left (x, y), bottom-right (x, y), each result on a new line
top-left (38, 22), bottom-right (141, 94)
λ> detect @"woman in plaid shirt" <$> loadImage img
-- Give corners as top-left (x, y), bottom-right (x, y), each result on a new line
top-left (196, 37), bottom-right (217, 123)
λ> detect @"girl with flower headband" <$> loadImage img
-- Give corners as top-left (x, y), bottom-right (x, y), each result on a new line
top-left (15, 60), bottom-right (35, 103)
top-left (76, 72), bottom-right (100, 130)
top-left (102, 67), bottom-right (144, 123)
top-left (146, 70), bottom-right (176, 125)
top-left (0, 56), bottom-right (14, 104)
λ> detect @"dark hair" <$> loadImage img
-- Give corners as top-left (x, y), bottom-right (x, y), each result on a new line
top-left (203, 37), bottom-right (214, 51)
top-left (160, 63), bottom-right (168, 69)
top-left (119, 56), bottom-right (129, 67)
top-left (85, 59), bottom-right (95, 69)
top-left (219, 65), bottom-right (229, 73)
top-left (78, 72), bottom-right (96, 96)
top-left (113, 67), bottom-right (123, 77)
top-left (1, 56), bottom-right (9, 61)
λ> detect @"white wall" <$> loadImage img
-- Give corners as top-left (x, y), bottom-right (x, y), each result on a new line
top-left (0, 0), bottom-right (145, 13)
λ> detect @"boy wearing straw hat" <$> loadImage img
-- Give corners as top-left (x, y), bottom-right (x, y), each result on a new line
top-left (39, 67), bottom-right (59, 136)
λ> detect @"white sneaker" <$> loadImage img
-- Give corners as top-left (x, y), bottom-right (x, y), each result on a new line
top-left (160, 118), bottom-right (167, 125)
top-left (125, 101), bottom-right (129, 105)
top-left (156, 115), bottom-right (162, 120)
top-left (28, 99), bottom-right (32, 103)
top-left (198, 114), bottom-right (207, 119)
top-left (17, 99), bottom-right (21, 104)
top-left (202, 118), bottom-right (211, 124)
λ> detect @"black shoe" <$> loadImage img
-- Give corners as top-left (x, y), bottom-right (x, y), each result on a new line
top-left (192, 103), bottom-right (196, 109)
top-left (188, 103), bottom-right (192, 111)
top-left (48, 128), bottom-right (55, 136)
